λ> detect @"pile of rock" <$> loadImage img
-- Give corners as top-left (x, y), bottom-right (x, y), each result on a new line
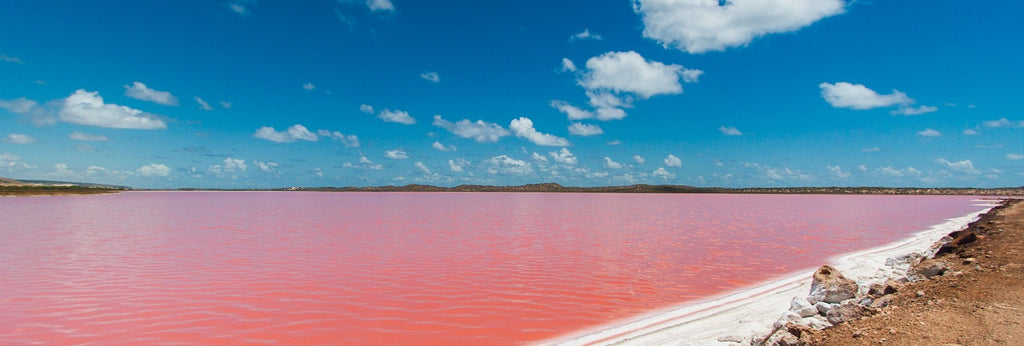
top-left (731, 255), bottom-right (954, 346)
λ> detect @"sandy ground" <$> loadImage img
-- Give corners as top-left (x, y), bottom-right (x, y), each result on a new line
top-left (806, 199), bottom-right (1024, 345)
top-left (545, 199), bottom-right (1003, 345)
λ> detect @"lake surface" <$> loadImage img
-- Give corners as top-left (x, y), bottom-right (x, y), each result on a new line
top-left (0, 192), bottom-right (986, 344)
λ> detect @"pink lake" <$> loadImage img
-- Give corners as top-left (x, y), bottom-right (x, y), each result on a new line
top-left (0, 192), bottom-right (987, 344)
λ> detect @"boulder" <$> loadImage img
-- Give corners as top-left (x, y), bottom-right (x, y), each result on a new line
top-left (790, 297), bottom-right (819, 317)
top-left (808, 265), bottom-right (859, 304)
top-left (870, 295), bottom-right (894, 308)
top-left (910, 258), bottom-right (949, 280)
top-left (825, 301), bottom-right (874, 325)
top-left (868, 279), bottom-right (904, 296)
top-left (815, 301), bottom-right (835, 315)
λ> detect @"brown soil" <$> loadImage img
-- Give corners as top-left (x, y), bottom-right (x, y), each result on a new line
top-left (806, 199), bottom-right (1024, 345)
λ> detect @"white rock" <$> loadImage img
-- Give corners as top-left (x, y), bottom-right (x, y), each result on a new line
top-left (815, 301), bottom-right (835, 315)
top-left (716, 334), bottom-right (744, 343)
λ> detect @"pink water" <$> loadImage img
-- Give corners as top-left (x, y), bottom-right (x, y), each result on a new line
top-left (0, 192), bottom-right (985, 344)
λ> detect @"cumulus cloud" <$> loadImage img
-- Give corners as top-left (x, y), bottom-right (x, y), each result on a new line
top-left (861, 147), bottom-right (881, 152)
top-left (378, 109), bottom-right (416, 125)
top-left (1006, 154), bottom-right (1024, 160)
top-left (317, 130), bottom-right (360, 147)
top-left (420, 71), bottom-right (441, 83)
top-left (254, 160), bottom-right (279, 173)
top-left (892, 105), bottom-right (937, 116)
top-left (449, 158), bottom-right (469, 172)
top-left (1, 54), bottom-right (23, 64)
top-left (664, 154), bottom-right (682, 167)
top-left (220, 101), bottom-right (232, 109)
top-left (549, 148), bottom-right (578, 165)
top-left (69, 132), bottom-right (109, 141)
top-left (819, 82), bottom-right (912, 110)
top-left (743, 162), bottom-right (813, 182)
top-left (302, 82), bottom-right (316, 90)
top-left (254, 124), bottom-right (318, 143)
top-left (343, 155), bottom-right (383, 170)
top-left (0, 97), bottom-right (38, 114)
top-left (60, 90), bottom-right (167, 129)
top-left (366, 0), bottom-right (395, 12)
top-left (827, 165), bottom-right (851, 179)
top-left (531, 152), bottom-right (548, 162)
top-left (385, 149), bottom-right (409, 159)
top-left (633, 155), bottom-right (646, 164)
top-left (935, 158), bottom-right (981, 175)
top-left (227, 1), bottom-right (250, 15)
top-left (4, 134), bottom-right (36, 144)
top-left (414, 161), bottom-right (431, 174)
top-left (581, 51), bottom-right (697, 99)
top-left (223, 157), bottom-right (247, 172)
top-left (124, 82), bottom-right (178, 105)
top-left (568, 122), bottom-right (604, 136)
top-left (603, 157), bottom-right (623, 169)
top-left (137, 163), bottom-right (171, 177)
top-left (876, 166), bottom-right (920, 177)
top-left (570, 28), bottom-right (604, 41)
top-left (718, 126), bottom-right (742, 136)
top-left (432, 141), bottom-right (456, 152)
top-left (484, 155), bottom-right (532, 175)
top-left (917, 128), bottom-right (941, 137)
top-left (561, 58), bottom-right (578, 73)
top-left (432, 115), bottom-right (510, 143)
top-left (509, 117), bottom-right (570, 146)
top-left (982, 118), bottom-right (1024, 128)
top-left (962, 129), bottom-right (979, 135)
top-left (195, 96), bottom-right (213, 111)
top-left (633, 0), bottom-right (845, 54)
top-left (359, 104), bottom-right (375, 114)
top-left (550, 100), bottom-right (595, 120)
top-left (652, 167), bottom-right (675, 180)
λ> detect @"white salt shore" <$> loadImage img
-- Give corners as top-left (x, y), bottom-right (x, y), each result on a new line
top-left (543, 199), bottom-right (1001, 346)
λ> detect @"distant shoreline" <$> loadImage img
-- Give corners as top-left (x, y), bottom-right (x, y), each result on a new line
top-left (0, 185), bottom-right (126, 197)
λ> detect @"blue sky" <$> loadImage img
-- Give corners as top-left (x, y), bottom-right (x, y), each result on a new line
top-left (1, 1), bottom-right (1022, 189)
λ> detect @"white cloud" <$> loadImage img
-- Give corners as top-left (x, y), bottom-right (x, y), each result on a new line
top-left (607, 140), bottom-right (622, 145)
top-left (378, 109), bottom-right (416, 125)
top-left (1, 54), bottom-right (23, 64)
top-left (892, 105), bottom-right (937, 116)
top-left (652, 167), bottom-right (675, 180)
top-left (664, 154), bottom-right (682, 167)
top-left (254, 160), bottom-right (279, 173)
top-left (317, 130), bottom-right (360, 147)
top-left (935, 158), bottom-right (981, 175)
top-left (220, 101), bottom-right (232, 109)
top-left (962, 129), bottom-right (979, 135)
top-left (195, 96), bottom-right (213, 111)
top-left (484, 155), bottom-right (532, 175)
top-left (414, 161), bottom-right (431, 174)
top-left (254, 124), bottom-right (318, 143)
top-left (449, 158), bottom-right (469, 172)
top-left (227, 1), bottom-right (249, 15)
top-left (1006, 153), bottom-right (1024, 160)
top-left (561, 58), bottom-right (578, 72)
top-left (549, 148), bottom-right (578, 165)
top-left (1, 153), bottom-right (27, 171)
top-left (743, 162), bottom-right (813, 182)
top-left (343, 155), bottom-right (383, 170)
top-left (603, 157), bottom-right (623, 169)
top-left (137, 163), bottom-right (170, 177)
top-left (568, 122), bottom-right (604, 136)
top-left (571, 28), bottom-right (604, 41)
top-left (432, 141), bottom-right (456, 152)
top-left (420, 71), bottom-right (440, 83)
top-left (550, 100), bottom-right (595, 120)
top-left (819, 82), bottom-right (912, 110)
top-left (633, 0), bottom-right (845, 54)
top-left (432, 115), bottom-right (510, 143)
top-left (633, 155), bottom-right (646, 164)
top-left (60, 89), bottom-right (167, 129)
top-left (827, 165), bottom-right (851, 179)
top-left (917, 128), bottom-right (941, 137)
top-left (509, 117), bottom-right (570, 146)
top-left (861, 147), bottom-right (881, 152)
top-left (124, 82), bottom-right (178, 106)
top-left (69, 132), bottom-right (109, 141)
top-left (531, 152), bottom-right (548, 162)
top-left (50, 163), bottom-right (74, 177)
top-left (586, 91), bottom-right (630, 121)
top-left (303, 82), bottom-right (316, 90)
top-left (718, 126), bottom-right (742, 136)
top-left (982, 118), bottom-right (1024, 128)
top-left (385, 149), bottom-right (409, 159)
top-left (580, 51), bottom-right (696, 99)
top-left (876, 166), bottom-right (920, 177)
top-left (366, 0), bottom-right (395, 12)
top-left (0, 97), bottom-right (38, 114)
top-left (4, 134), bottom-right (36, 144)
top-left (223, 157), bottom-right (247, 172)
top-left (359, 104), bottom-right (375, 114)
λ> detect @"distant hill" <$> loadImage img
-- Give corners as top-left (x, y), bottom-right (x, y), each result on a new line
top-left (285, 183), bottom-right (1024, 196)
top-left (0, 177), bottom-right (24, 186)
top-left (0, 176), bottom-right (130, 196)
